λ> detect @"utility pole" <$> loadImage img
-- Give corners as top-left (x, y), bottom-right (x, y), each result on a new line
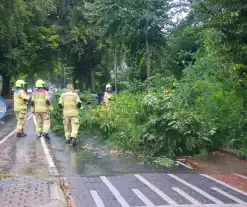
top-left (114, 48), bottom-right (117, 93)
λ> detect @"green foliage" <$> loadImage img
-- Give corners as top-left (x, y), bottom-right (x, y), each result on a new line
top-left (237, 148), bottom-right (247, 160)
top-left (51, 93), bottom-right (64, 135)
top-left (79, 92), bottom-right (147, 149)
top-left (153, 157), bottom-right (175, 167)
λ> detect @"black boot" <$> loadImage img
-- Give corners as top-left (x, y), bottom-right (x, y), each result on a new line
top-left (70, 137), bottom-right (78, 146)
top-left (37, 133), bottom-right (42, 139)
top-left (16, 133), bottom-right (26, 138)
top-left (42, 132), bottom-right (50, 139)
top-left (21, 129), bottom-right (27, 137)
top-left (65, 139), bottom-right (70, 144)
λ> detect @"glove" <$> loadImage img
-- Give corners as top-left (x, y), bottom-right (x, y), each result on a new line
top-left (31, 101), bottom-right (35, 106)
top-left (58, 103), bottom-right (63, 109)
top-left (77, 102), bottom-right (81, 109)
top-left (46, 100), bottom-right (51, 105)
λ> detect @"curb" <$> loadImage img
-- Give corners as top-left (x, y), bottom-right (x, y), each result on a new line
top-left (62, 176), bottom-right (77, 207)
top-left (217, 148), bottom-right (240, 157)
top-left (38, 180), bottom-right (67, 207)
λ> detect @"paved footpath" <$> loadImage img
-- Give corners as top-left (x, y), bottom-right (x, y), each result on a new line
top-left (0, 114), bottom-right (66, 207)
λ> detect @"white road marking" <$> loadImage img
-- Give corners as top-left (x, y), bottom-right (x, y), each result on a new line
top-left (201, 174), bottom-right (247, 197)
top-left (176, 161), bottom-right (193, 169)
top-left (132, 189), bottom-right (156, 207)
top-left (0, 114), bottom-right (33, 145)
top-left (33, 115), bottom-right (58, 175)
top-left (135, 174), bottom-right (178, 206)
top-left (158, 205), bottom-right (247, 207)
top-left (100, 176), bottom-right (130, 207)
top-left (90, 190), bottom-right (105, 207)
top-left (172, 187), bottom-right (201, 204)
top-left (233, 173), bottom-right (247, 180)
top-left (168, 174), bottom-right (223, 204)
top-left (211, 187), bottom-right (246, 204)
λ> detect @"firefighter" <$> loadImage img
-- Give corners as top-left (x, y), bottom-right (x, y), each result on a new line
top-left (103, 84), bottom-right (113, 105)
top-left (59, 84), bottom-right (81, 145)
top-left (14, 80), bottom-right (30, 137)
top-left (31, 80), bottom-right (53, 139)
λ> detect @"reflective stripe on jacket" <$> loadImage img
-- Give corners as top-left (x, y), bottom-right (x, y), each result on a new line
top-left (59, 91), bottom-right (81, 117)
top-left (32, 89), bottom-right (52, 113)
top-left (14, 89), bottom-right (29, 112)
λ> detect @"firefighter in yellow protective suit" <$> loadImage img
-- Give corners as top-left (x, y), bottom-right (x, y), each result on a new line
top-left (31, 80), bottom-right (53, 139)
top-left (102, 84), bottom-right (113, 111)
top-left (14, 80), bottom-right (30, 137)
top-left (59, 84), bottom-right (81, 146)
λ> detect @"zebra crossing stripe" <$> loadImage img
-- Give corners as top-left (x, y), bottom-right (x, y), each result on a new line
top-left (202, 174), bottom-right (247, 197)
top-left (90, 190), bottom-right (105, 207)
top-left (100, 176), bottom-right (130, 207)
top-left (168, 174), bottom-right (223, 204)
top-left (211, 187), bottom-right (246, 204)
top-left (135, 174), bottom-right (178, 206)
top-left (172, 187), bottom-right (201, 204)
top-left (132, 189), bottom-right (156, 207)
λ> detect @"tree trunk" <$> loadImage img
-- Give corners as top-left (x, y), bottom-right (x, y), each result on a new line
top-left (145, 30), bottom-right (151, 79)
top-left (73, 76), bottom-right (76, 89)
top-left (90, 69), bottom-right (95, 92)
top-left (1, 72), bottom-right (10, 97)
top-left (79, 75), bottom-right (84, 91)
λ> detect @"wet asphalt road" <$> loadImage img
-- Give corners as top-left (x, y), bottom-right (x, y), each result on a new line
top-left (1, 96), bottom-right (247, 206)
top-left (0, 114), bottom-right (49, 177)
top-left (46, 132), bottom-right (247, 207)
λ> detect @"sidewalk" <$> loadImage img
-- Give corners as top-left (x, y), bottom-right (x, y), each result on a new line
top-left (0, 176), bottom-right (66, 207)
top-left (0, 113), bottom-right (67, 207)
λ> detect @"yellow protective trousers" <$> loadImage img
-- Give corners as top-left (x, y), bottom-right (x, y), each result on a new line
top-left (35, 112), bottom-right (50, 135)
top-left (63, 116), bottom-right (79, 140)
top-left (15, 111), bottom-right (27, 133)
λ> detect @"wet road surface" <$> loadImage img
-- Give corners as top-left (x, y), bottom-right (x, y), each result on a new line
top-left (48, 131), bottom-right (247, 207)
top-left (1, 103), bottom-right (247, 206)
top-left (0, 114), bottom-right (49, 177)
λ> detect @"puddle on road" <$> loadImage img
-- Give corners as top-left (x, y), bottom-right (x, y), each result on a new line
top-left (50, 133), bottom-right (189, 177)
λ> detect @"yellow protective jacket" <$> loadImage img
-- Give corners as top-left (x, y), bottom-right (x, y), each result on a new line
top-left (31, 89), bottom-right (53, 113)
top-left (14, 89), bottom-right (30, 112)
top-left (104, 92), bottom-right (113, 105)
top-left (59, 91), bottom-right (81, 117)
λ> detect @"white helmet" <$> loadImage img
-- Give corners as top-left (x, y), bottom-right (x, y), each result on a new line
top-left (106, 84), bottom-right (112, 90)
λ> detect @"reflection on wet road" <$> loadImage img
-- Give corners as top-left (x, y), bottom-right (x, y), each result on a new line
top-left (49, 132), bottom-right (190, 177)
